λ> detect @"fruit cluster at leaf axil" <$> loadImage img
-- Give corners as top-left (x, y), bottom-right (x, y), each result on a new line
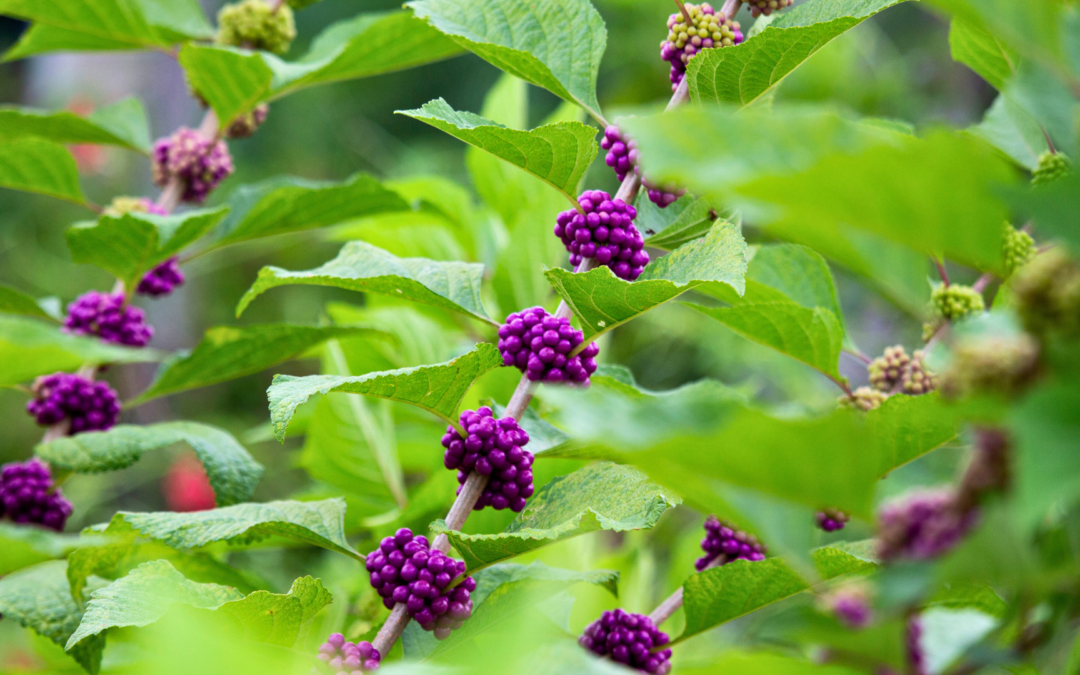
top-left (63, 290), bottom-right (153, 347)
top-left (600, 126), bottom-right (686, 208)
top-left (838, 386), bottom-right (886, 412)
top-left (136, 258), bottom-right (185, 297)
top-left (555, 190), bottom-right (649, 280)
top-left (696, 516), bottom-right (767, 570)
top-left (0, 458), bottom-right (73, 531)
top-left (1003, 224), bottom-right (1036, 276)
top-left (868, 345), bottom-right (911, 392)
top-left (216, 0), bottom-right (296, 54)
top-left (103, 196), bottom-right (167, 217)
top-left (815, 507), bottom-right (849, 532)
top-left (924, 284), bottom-right (985, 340)
top-left (441, 407), bottom-right (534, 512)
top-left (940, 334), bottom-right (1040, 399)
top-left (902, 350), bottom-right (936, 395)
top-left (579, 609), bottom-right (673, 674)
top-left (365, 528), bottom-right (475, 639)
top-left (876, 488), bottom-right (975, 561)
top-left (746, 0), bottom-right (793, 17)
top-left (497, 307), bottom-right (599, 384)
top-left (1012, 249), bottom-right (1080, 338)
top-left (26, 373), bottom-right (121, 434)
top-left (226, 103), bottom-right (269, 139)
top-left (1031, 150), bottom-right (1071, 186)
top-left (660, 3), bottom-right (743, 91)
top-left (317, 633), bottom-right (380, 673)
top-left (152, 127), bottom-right (234, 204)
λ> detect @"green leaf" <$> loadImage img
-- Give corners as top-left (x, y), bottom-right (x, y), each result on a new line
top-left (0, 0), bottom-right (213, 59)
top-left (407, 0), bottom-right (607, 122)
top-left (96, 498), bottom-right (362, 560)
top-left (969, 94), bottom-right (1050, 171)
top-left (637, 195), bottom-right (718, 251)
top-left (0, 315), bottom-right (163, 387)
top-left (66, 560), bottom-right (244, 651)
top-left (209, 173), bottom-right (410, 250)
top-left (399, 99), bottom-right (597, 203)
top-left (0, 561), bottom-right (106, 674)
top-left (178, 46), bottom-right (274, 132)
top-left (267, 342), bottom-right (503, 440)
top-left (36, 422), bottom-right (264, 507)
top-left (211, 576), bottom-right (331, 647)
top-left (687, 0), bottom-right (909, 108)
top-left (948, 18), bottom-right (1019, 90)
top-left (431, 462), bottom-right (680, 572)
top-left (0, 98), bottom-right (151, 152)
top-left (0, 283), bottom-right (57, 321)
top-left (678, 546), bottom-right (876, 642)
top-left (546, 221), bottom-right (747, 342)
top-left (66, 207), bottom-right (228, 289)
top-left (132, 324), bottom-right (388, 404)
top-left (0, 524), bottom-right (103, 576)
top-left (1012, 381), bottom-right (1080, 526)
top-left (0, 138), bottom-right (85, 204)
top-left (237, 241), bottom-right (494, 323)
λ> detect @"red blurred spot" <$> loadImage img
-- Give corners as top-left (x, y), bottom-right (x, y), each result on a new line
top-left (66, 96), bottom-right (107, 174)
top-left (164, 453), bottom-right (216, 512)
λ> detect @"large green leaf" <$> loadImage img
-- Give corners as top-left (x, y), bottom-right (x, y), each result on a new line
top-left (407, 0), bottom-right (607, 122)
top-left (1012, 381), bottom-right (1080, 527)
top-left (0, 561), bottom-right (106, 674)
top-left (0, 524), bottom-right (102, 576)
top-left (36, 422), bottom-right (264, 506)
top-left (212, 575), bottom-right (331, 647)
top-left (399, 99), bottom-right (597, 203)
top-left (545, 221), bottom-right (747, 341)
top-left (969, 94), bottom-right (1050, 171)
top-left (95, 498), bottom-right (362, 560)
top-left (267, 342), bottom-right (503, 440)
top-left (637, 195), bottom-right (718, 251)
top-left (948, 18), bottom-right (1019, 90)
top-left (132, 324), bottom-right (387, 404)
top-left (0, 138), bottom-right (85, 204)
top-left (0, 315), bottom-right (163, 387)
top-left (237, 241), bottom-right (494, 323)
top-left (0, 98), bottom-right (151, 152)
top-left (67, 207), bottom-right (229, 289)
top-left (688, 0), bottom-right (909, 108)
top-left (0, 283), bottom-right (57, 321)
top-left (431, 462), bottom-right (680, 572)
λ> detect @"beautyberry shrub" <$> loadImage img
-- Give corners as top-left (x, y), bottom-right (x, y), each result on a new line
top-left (317, 633), bottom-right (380, 673)
top-left (0, 458), bottom-right (73, 531)
top-left (26, 373), bottom-right (120, 434)
top-left (137, 258), bottom-right (185, 297)
top-left (152, 128), bottom-right (234, 204)
top-left (579, 609), bottom-right (672, 674)
top-left (497, 307), bottom-right (599, 385)
top-left (600, 126), bottom-right (686, 208)
top-left (441, 407), bottom-right (534, 512)
top-left (660, 4), bottom-right (743, 91)
top-left (555, 190), bottom-right (649, 280)
top-left (63, 291), bottom-right (153, 347)
top-left (696, 516), bottom-right (766, 571)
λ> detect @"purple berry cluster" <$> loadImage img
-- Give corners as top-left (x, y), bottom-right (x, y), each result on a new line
top-left (579, 609), bottom-right (672, 674)
top-left (660, 3), bottom-right (743, 91)
top-left (497, 307), bottom-right (599, 384)
top-left (600, 126), bottom-right (686, 209)
top-left (26, 373), bottom-right (120, 434)
top-left (0, 459), bottom-right (73, 531)
top-left (137, 258), bottom-right (185, 297)
top-left (877, 489), bottom-right (975, 561)
top-left (555, 190), bottom-right (649, 280)
top-left (747, 0), bottom-right (793, 17)
top-left (822, 584), bottom-right (872, 629)
top-left (151, 127), bottom-right (234, 203)
top-left (365, 528), bottom-right (475, 639)
top-left (440, 407), bottom-right (534, 513)
top-left (695, 516), bottom-right (767, 571)
top-left (63, 290), bottom-right (153, 347)
top-left (317, 633), bottom-right (380, 674)
top-left (815, 508), bottom-right (849, 532)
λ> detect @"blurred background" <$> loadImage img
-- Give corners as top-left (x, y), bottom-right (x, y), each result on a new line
top-left (0, 0), bottom-right (995, 670)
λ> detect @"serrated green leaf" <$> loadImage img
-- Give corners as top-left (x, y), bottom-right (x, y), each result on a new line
top-left (237, 241), bottom-right (494, 323)
top-left (0, 98), bottom-right (150, 152)
top-left (637, 194), bottom-right (718, 251)
top-left (178, 45), bottom-right (274, 130)
top-left (688, 0), bottom-right (908, 108)
top-left (407, 0), bottom-right (607, 122)
top-left (67, 560), bottom-right (244, 651)
top-left (66, 207), bottom-right (228, 289)
top-left (547, 221), bottom-right (747, 342)
top-left (3, 24), bottom-right (136, 61)
top-left (949, 18), bottom-right (1019, 90)
top-left (431, 462), bottom-right (680, 572)
top-left (399, 98), bottom-right (597, 203)
top-left (0, 561), bottom-right (106, 673)
top-left (132, 324), bottom-right (388, 404)
top-left (267, 342), bottom-right (503, 440)
top-left (0, 138), bottom-right (85, 204)
top-left (212, 576), bottom-right (331, 647)
top-left (0, 315), bottom-right (163, 387)
top-left (491, 402), bottom-right (571, 455)
top-left (36, 422), bottom-right (263, 507)
top-left (0, 524), bottom-right (103, 576)
top-left (969, 95), bottom-right (1050, 171)
top-left (0, 283), bottom-right (57, 321)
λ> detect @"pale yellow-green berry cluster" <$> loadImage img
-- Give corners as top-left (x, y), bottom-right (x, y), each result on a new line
top-left (902, 350), bottom-right (937, 395)
top-left (838, 386), bottom-right (887, 412)
top-left (940, 335), bottom-right (1039, 399)
top-left (666, 5), bottom-right (742, 53)
top-left (868, 345), bottom-right (910, 392)
top-left (1002, 224), bottom-right (1036, 277)
top-left (104, 196), bottom-right (152, 217)
top-left (216, 0), bottom-right (296, 55)
top-left (1012, 249), bottom-right (1080, 338)
top-left (1031, 151), bottom-right (1071, 186)
top-left (924, 284), bottom-right (985, 340)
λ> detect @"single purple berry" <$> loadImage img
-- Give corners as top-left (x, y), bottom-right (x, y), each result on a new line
top-left (815, 507), bottom-right (850, 532)
top-left (316, 633), bottom-right (380, 673)
top-left (876, 489), bottom-right (976, 561)
top-left (497, 307), bottom-right (599, 385)
top-left (441, 407), bottom-right (534, 513)
top-left (555, 190), bottom-right (649, 280)
top-left (26, 372), bottom-right (121, 435)
top-left (137, 258), bottom-right (185, 297)
top-left (696, 515), bottom-right (766, 571)
top-left (63, 290), bottom-right (153, 347)
top-left (661, 4), bottom-right (743, 92)
top-left (579, 609), bottom-right (672, 674)
top-left (600, 126), bottom-right (686, 209)
top-left (821, 583), bottom-right (873, 629)
top-left (0, 458), bottom-right (73, 531)
top-left (151, 127), bottom-right (234, 204)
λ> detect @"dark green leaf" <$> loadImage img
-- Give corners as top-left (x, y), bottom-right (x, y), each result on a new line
top-left (0, 98), bottom-right (151, 152)
top-left (0, 138), bottom-right (85, 204)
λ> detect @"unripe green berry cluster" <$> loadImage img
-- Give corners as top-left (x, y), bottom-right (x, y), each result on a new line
top-left (1002, 224), bottom-right (1036, 277)
top-left (839, 386), bottom-right (886, 412)
top-left (1012, 249), bottom-right (1080, 338)
top-left (216, 0), bottom-right (296, 55)
top-left (1031, 151), bottom-right (1071, 186)
top-left (924, 284), bottom-right (985, 339)
top-left (868, 345), bottom-right (910, 392)
top-left (902, 350), bottom-right (936, 395)
top-left (940, 334), bottom-right (1039, 399)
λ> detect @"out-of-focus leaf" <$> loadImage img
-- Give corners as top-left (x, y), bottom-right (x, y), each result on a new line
top-left (948, 18), bottom-right (1018, 90)
top-left (1012, 381), bottom-right (1080, 526)
top-left (0, 98), bottom-right (151, 152)
top-left (0, 524), bottom-right (102, 576)
top-left (0, 138), bottom-right (85, 204)
top-left (211, 576), bottom-right (331, 647)
top-left (638, 195), bottom-right (718, 251)
top-left (969, 94), bottom-right (1050, 171)
top-left (0, 283), bottom-right (57, 321)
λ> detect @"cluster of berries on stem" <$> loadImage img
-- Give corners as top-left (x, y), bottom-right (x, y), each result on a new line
top-left (497, 307), bottom-right (599, 384)
top-left (27, 373), bottom-right (120, 434)
top-left (838, 386), bottom-right (887, 412)
top-left (440, 407), bottom-right (534, 512)
top-left (317, 633), bottom-right (380, 674)
top-left (876, 488), bottom-right (975, 561)
top-left (579, 609), bottom-right (672, 674)
top-left (555, 190), bottom-right (649, 280)
top-left (815, 507), bottom-right (849, 532)
top-left (216, 0), bottom-right (296, 54)
top-left (63, 290), bottom-right (153, 347)
top-left (152, 127), bottom-right (234, 204)
top-left (696, 516), bottom-right (767, 570)
top-left (600, 126), bottom-right (686, 208)
top-left (660, 3), bottom-right (743, 91)
top-left (0, 458), bottom-right (73, 531)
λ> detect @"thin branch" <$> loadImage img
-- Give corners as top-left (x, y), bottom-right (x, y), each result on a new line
top-left (673, 0), bottom-right (693, 26)
top-left (933, 257), bottom-right (950, 286)
top-left (720, 0), bottom-right (743, 20)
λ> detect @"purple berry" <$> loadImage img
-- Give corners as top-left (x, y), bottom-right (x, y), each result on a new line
top-left (695, 515), bottom-right (766, 571)
top-left (601, 126), bottom-right (686, 209)
top-left (151, 127), bottom-right (234, 204)
top-left (26, 372), bottom-right (121, 434)
top-left (579, 610), bottom-right (672, 674)
top-left (442, 407), bottom-right (534, 513)
top-left (746, 0), bottom-right (793, 18)
top-left (555, 190), bottom-right (649, 279)
top-left (0, 458), bottom-right (73, 531)
top-left (821, 584), bottom-right (873, 629)
top-left (137, 258), bottom-right (185, 297)
top-left (661, 4), bottom-right (744, 92)
top-left (497, 307), bottom-right (599, 385)
top-left (815, 508), bottom-right (850, 533)
top-left (316, 633), bottom-right (380, 673)
top-left (876, 489), bottom-right (976, 561)
top-left (63, 290), bottom-right (153, 347)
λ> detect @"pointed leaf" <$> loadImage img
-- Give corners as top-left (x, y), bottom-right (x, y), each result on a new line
top-left (407, 0), bottom-right (607, 122)
top-left (178, 45), bottom-right (274, 131)
top-left (0, 138), bottom-right (85, 204)
top-left (36, 422), bottom-right (264, 506)
top-left (969, 94), bottom-right (1049, 171)
top-left (0, 283), bottom-right (57, 321)
top-left (0, 98), bottom-right (150, 152)
top-left (948, 18), bottom-right (1018, 90)
top-left (267, 342), bottom-right (503, 440)
top-left (210, 576), bottom-right (331, 647)
top-left (637, 195), bottom-right (719, 251)
top-left (431, 462), bottom-right (680, 572)
top-left (237, 241), bottom-right (493, 323)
